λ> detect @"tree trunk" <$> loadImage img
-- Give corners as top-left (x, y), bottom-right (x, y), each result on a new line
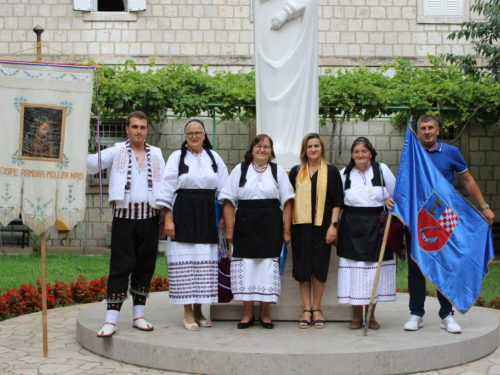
top-left (329, 108), bottom-right (337, 164)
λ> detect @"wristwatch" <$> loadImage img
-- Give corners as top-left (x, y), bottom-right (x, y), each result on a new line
top-left (331, 221), bottom-right (339, 228)
top-left (480, 204), bottom-right (490, 211)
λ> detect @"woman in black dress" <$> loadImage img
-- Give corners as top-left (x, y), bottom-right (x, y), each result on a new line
top-left (289, 133), bottom-right (343, 328)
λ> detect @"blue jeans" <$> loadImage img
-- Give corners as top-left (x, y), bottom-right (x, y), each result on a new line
top-left (406, 229), bottom-right (453, 319)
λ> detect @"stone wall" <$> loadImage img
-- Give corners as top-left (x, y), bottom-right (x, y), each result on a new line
top-left (44, 118), bottom-right (499, 247)
top-left (0, 0), bottom-right (477, 70)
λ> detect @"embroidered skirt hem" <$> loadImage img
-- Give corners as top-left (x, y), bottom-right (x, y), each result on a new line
top-left (166, 240), bottom-right (218, 305)
top-left (231, 257), bottom-right (281, 303)
top-left (337, 256), bottom-right (396, 306)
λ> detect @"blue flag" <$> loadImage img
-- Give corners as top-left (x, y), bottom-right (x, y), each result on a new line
top-left (391, 126), bottom-right (494, 314)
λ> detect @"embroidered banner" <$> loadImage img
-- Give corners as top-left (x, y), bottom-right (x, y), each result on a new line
top-left (0, 61), bottom-right (93, 234)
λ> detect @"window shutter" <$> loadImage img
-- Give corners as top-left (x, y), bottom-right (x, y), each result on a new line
top-left (127, 0), bottom-right (146, 12)
top-left (425, 0), bottom-right (443, 15)
top-left (444, 0), bottom-right (462, 16)
top-left (73, 0), bottom-right (92, 11)
top-left (424, 0), bottom-right (463, 16)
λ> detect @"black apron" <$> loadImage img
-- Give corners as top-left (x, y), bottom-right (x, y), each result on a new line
top-left (233, 199), bottom-right (283, 259)
top-left (337, 205), bottom-right (392, 262)
top-left (173, 188), bottom-right (218, 244)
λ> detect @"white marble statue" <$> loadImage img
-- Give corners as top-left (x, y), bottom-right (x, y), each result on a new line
top-left (254, 0), bottom-right (319, 157)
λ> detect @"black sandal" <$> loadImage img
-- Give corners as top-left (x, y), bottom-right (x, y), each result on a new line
top-left (299, 310), bottom-right (312, 329)
top-left (312, 309), bottom-right (325, 329)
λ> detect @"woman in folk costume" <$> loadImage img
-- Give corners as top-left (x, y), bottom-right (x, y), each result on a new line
top-left (156, 119), bottom-right (228, 331)
top-left (288, 133), bottom-right (343, 329)
top-left (220, 134), bottom-right (294, 329)
top-left (336, 137), bottom-right (396, 330)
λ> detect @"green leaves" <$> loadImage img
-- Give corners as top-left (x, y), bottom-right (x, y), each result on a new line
top-left (443, 0), bottom-right (500, 82)
top-left (94, 58), bottom-right (500, 146)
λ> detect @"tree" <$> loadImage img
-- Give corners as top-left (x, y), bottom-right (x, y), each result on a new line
top-left (443, 0), bottom-right (500, 81)
top-left (97, 60), bottom-right (212, 146)
top-left (319, 66), bottom-right (391, 163)
top-left (388, 57), bottom-right (500, 143)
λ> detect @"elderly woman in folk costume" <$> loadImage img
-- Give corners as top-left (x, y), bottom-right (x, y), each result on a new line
top-left (288, 133), bottom-right (343, 329)
top-left (25, 116), bottom-right (55, 158)
top-left (157, 119), bottom-right (228, 331)
top-left (336, 137), bottom-right (396, 330)
top-left (220, 134), bottom-right (294, 329)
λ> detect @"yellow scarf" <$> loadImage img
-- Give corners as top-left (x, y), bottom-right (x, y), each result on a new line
top-left (293, 160), bottom-right (328, 225)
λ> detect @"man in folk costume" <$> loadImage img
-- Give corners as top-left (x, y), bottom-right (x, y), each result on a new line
top-left (87, 111), bottom-right (165, 337)
top-left (403, 114), bottom-right (495, 333)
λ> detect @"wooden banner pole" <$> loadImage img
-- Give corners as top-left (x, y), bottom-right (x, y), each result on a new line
top-left (40, 231), bottom-right (48, 356)
top-left (363, 213), bottom-right (392, 337)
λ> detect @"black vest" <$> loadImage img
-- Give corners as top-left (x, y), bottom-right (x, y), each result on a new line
top-left (239, 162), bottom-right (278, 187)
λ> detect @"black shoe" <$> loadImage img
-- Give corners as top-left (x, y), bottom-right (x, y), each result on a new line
top-left (259, 317), bottom-right (274, 329)
top-left (237, 316), bottom-right (255, 329)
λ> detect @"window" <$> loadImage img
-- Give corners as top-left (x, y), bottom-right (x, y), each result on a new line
top-left (74, 0), bottom-right (146, 12)
top-left (417, 0), bottom-right (469, 23)
top-left (90, 120), bottom-right (127, 185)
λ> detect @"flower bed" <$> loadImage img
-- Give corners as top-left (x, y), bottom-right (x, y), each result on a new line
top-left (0, 275), bottom-right (169, 322)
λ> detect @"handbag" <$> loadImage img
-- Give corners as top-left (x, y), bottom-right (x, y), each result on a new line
top-left (279, 242), bottom-right (287, 276)
top-left (378, 164), bottom-right (406, 260)
top-left (217, 230), bottom-right (233, 303)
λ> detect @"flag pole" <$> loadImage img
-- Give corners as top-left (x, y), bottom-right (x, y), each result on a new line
top-left (40, 232), bottom-right (48, 356)
top-left (33, 24), bottom-right (49, 357)
top-left (363, 213), bottom-right (392, 336)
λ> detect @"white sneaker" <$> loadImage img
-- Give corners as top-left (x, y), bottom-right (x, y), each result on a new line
top-left (404, 315), bottom-right (424, 331)
top-left (440, 315), bottom-right (461, 333)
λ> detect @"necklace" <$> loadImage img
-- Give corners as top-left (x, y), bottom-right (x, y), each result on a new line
top-left (355, 164), bottom-right (371, 185)
top-left (308, 163), bottom-right (320, 177)
top-left (252, 162), bottom-right (268, 182)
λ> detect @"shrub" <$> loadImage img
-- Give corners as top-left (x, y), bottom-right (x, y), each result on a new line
top-left (0, 275), bottom-right (168, 322)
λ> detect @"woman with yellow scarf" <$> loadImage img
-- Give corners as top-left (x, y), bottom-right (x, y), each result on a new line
top-left (289, 133), bottom-right (343, 328)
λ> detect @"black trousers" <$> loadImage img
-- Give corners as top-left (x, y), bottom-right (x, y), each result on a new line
top-left (106, 215), bottom-right (159, 307)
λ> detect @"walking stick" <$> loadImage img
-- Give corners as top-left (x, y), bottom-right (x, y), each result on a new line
top-left (363, 213), bottom-right (392, 336)
top-left (40, 231), bottom-right (48, 356)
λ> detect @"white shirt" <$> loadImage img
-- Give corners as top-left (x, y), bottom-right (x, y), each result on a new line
top-left (340, 163), bottom-right (396, 208)
top-left (219, 163), bottom-right (295, 209)
top-left (156, 149), bottom-right (229, 210)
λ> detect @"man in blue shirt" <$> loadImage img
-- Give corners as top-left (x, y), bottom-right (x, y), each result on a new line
top-left (404, 114), bottom-right (495, 333)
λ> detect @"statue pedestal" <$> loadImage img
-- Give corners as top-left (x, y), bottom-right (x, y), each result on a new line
top-left (274, 153), bottom-right (300, 171)
top-left (210, 247), bottom-right (352, 321)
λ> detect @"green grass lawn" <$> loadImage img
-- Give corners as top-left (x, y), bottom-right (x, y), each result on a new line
top-left (0, 253), bottom-right (169, 292)
top-left (396, 261), bottom-right (500, 305)
top-left (2, 254), bottom-right (500, 306)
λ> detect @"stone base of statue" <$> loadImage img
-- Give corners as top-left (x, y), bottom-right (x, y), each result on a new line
top-left (210, 248), bottom-right (352, 321)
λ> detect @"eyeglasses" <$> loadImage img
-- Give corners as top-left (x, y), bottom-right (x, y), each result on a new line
top-left (186, 131), bottom-right (204, 137)
top-left (255, 145), bottom-right (271, 150)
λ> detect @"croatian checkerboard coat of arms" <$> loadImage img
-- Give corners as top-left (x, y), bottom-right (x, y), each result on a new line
top-left (417, 191), bottom-right (459, 252)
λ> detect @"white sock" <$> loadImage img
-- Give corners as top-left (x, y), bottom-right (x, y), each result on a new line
top-left (133, 305), bottom-right (145, 320)
top-left (104, 310), bottom-right (120, 325)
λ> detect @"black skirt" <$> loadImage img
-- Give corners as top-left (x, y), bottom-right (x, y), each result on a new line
top-left (337, 206), bottom-right (393, 262)
top-left (173, 188), bottom-right (218, 244)
top-left (233, 199), bottom-right (283, 259)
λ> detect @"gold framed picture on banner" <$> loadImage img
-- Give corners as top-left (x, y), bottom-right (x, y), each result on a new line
top-left (19, 103), bottom-right (66, 162)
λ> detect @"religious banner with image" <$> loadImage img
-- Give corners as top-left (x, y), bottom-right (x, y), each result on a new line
top-left (0, 61), bottom-right (93, 234)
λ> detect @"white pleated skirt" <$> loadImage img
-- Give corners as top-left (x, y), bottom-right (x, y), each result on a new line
top-left (337, 256), bottom-right (396, 306)
top-left (231, 257), bottom-right (281, 303)
top-left (166, 239), bottom-right (218, 305)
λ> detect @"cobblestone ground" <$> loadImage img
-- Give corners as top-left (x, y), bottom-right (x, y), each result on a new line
top-left (1, 303), bottom-right (500, 375)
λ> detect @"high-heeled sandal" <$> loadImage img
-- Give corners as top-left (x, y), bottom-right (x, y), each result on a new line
top-left (194, 317), bottom-right (212, 327)
top-left (183, 318), bottom-right (199, 331)
top-left (312, 309), bottom-right (326, 329)
top-left (298, 310), bottom-right (312, 329)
